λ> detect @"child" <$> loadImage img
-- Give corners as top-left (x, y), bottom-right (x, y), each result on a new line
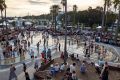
top-left (80, 62), bottom-right (86, 74)
top-left (72, 71), bottom-right (78, 80)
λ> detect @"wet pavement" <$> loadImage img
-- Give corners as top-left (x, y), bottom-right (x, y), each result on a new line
top-left (0, 31), bottom-right (120, 80)
top-left (0, 31), bottom-right (119, 66)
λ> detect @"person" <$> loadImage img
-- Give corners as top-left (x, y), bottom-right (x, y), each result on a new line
top-left (60, 63), bottom-right (65, 72)
top-left (72, 71), bottom-right (77, 80)
top-left (65, 67), bottom-right (72, 80)
top-left (60, 52), bottom-right (64, 59)
top-left (80, 61), bottom-right (86, 74)
top-left (70, 63), bottom-right (76, 73)
top-left (19, 46), bottom-right (22, 56)
top-left (37, 42), bottom-right (39, 54)
top-left (54, 63), bottom-right (60, 73)
top-left (47, 49), bottom-right (51, 60)
top-left (25, 72), bottom-right (30, 80)
top-left (70, 54), bottom-right (75, 60)
top-left (100, 62), bottom-right (109, 80)
top-left (30, 49), bottom-right (34, 59)
top-left (41, 51), bottom-right (45, 59)
top-left (34, 57), bottom-right (39, 71)
top-left (28, 41), bottom-right (30, 47)
top-left (85, 48), bottom-right (89, 57)
top-left (9, 65), bottom-right (17, 80)
top-left (90, 42), bottom-right (94, 53)
top-left (69, 40), bottom-right (70, 45)
top-left (49, 64), bottom-right (55, 76)
top-left (76, 54), bottom-right (79, 64)
top-left (23, 63), bottom-right (27, 72)
top-left (95, 63), bottom-right (101, 74)
top-left (39, 40), bottom-right (41, 44)
top-left (58, 43), bottom-right (61, 51)
top-left (31, 35), bottom-right (33, 43)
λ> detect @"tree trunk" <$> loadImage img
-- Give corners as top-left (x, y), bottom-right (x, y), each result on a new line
top-left (55, 14), bottom-right (56, 32)
top-left (5, 9), bottom-right (7, 28)
top-left (64, 0), bottom-right (68, 64)
top-left (1, 10), bottom-right (3, 29)
top-left (52, 13), bottom-right (54, 28)
top-left (102, 0), bottom-right (107, 32)
top-left (1, 10), bottom-right (3, 20)
top-left (73, 11), bottom-right (76, 26)
top-left (105, 6), bottom-right (109, 31)
top-left (115, 5), bottom-right (120, 45)
top-left (63, 6), bottom-right (65, 28)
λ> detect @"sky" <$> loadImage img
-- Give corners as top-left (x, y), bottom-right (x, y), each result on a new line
top-left (5, 0), bottom-right (104, 17)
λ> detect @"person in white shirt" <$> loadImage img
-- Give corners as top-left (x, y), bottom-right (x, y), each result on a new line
top-left (60, 63), bottom-right (65, 72)
top-left (72, 71), bottom-right (77, 80)
top-left (34, 57), bottom-right (40, 71)
top-left (70, 63), bottom-right (76, 73)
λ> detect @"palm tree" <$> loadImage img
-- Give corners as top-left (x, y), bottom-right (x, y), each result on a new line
top-left (61, 0), bottom-right (68, 63)
top-left (102, 0), bottom-right (112, 31)
top-left (102, 0), bottom-right (107, 31)
top-left (50, 5), bottom-right (61, 31)
top-left (61, 0), bottom-right (65, 7)
top-left (4, 0), bottom-right (7, 28)
top-left (73, 5), bottom-right (77, 26)
top-left (106, 0), bottom-right (112, 11)
top-left (50, 9), bottom-right (54, 29)
top-left (0, 0), bottom-right (4, 19)
top-left (113, 0), bottom-right (120, 44)
top-left (0, 0), bottom-right (6, 28)
top-left (61, 0), bottom-right (65, 28)
top-left (105, 0), bottom-right (112, 30)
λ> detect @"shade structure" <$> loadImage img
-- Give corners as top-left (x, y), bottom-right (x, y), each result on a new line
top-left (25, 21), bottom-right (32, 25)
top-left (97, 26), bottom-right (102, 29)
top-left (0, 21), bottom-right (9, 26)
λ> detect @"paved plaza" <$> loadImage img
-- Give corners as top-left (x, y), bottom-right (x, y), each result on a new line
top-left (0, 31), bottom-right (120, 80)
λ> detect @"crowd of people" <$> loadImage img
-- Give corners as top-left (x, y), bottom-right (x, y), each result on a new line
top-left (1, 37), bottom-right (26, 60)
top-left (0, 29), bottom-right (116, 80)
top-left (48, 59), bottom-right (109, 80)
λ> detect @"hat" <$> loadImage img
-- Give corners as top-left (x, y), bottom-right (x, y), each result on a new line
top-left (51, 64), bottom-right (53, 67)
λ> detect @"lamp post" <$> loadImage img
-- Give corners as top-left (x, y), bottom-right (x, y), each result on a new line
top-left (62, 0), bottom-right (68, 63)
top-left (4, 0), bottom-right (8, 46)
top-left (4, 0), bottom-right (7, 30)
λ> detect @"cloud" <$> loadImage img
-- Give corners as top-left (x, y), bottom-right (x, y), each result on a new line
top-left (8, 7), bottom-right (24, 10)
top-left (5, 0), bottom-right (103, 16)
top-left (50, 0), bottom-right (61, 3)
top-left (28, 0), bottom-right (50, 4)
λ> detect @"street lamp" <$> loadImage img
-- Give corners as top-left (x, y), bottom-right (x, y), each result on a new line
top-left (61, 0), bottom-right (68, 63)
top-left (4, 0), bottom-right (7, 29)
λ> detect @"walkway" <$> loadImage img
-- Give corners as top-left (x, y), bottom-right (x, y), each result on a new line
top-left (17, 65), bottom-right (35, 80)
top-left (0, 31), bottom-right (120, 80)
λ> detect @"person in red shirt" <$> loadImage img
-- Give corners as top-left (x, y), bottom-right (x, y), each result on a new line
top-left (41, 52), bottom-right (45, 59)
